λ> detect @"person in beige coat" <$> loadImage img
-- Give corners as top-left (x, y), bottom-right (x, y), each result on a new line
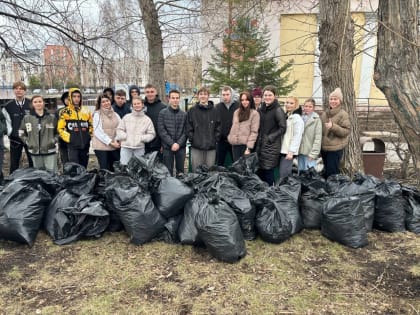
top-left (116, 96), bottom-right (156, 165)
top-left (298, 98), bottom-right (322, 172)
top-left (227, 91), bottom-right (260, 161)
top-left (320, 88), bottom-right (350, 179)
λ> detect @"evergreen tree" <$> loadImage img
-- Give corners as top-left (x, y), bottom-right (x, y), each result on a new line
top-left (205, 15), bottom-right (297, 94)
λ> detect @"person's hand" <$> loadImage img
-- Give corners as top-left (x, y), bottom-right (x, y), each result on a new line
top-left (171, 143), bottom-right (180, 151)
top-left (244, 148), bottom-right (251, 155)
top-left (285, 152), bottom-right (293, 160)
top-left (110, 141), bottom-right (120, 149)
top-left (325, 119), bottom-right (333, 129)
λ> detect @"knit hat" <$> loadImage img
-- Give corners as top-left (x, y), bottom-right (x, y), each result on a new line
top-left (60, 91), bottom-right (69, 104)
top-left (252, 87), bottom-right (262, 97)
top-left (329, 88), bottom-right (343, 102)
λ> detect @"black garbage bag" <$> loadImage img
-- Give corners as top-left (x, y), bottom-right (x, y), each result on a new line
top-left (298, 168), bottom-right (327, 191)
top-left (0, 181), bottom-right (51, 246)
top-left (105, 175), bottom-right (166, 244)
top-left (276, 177), bottom-right (303, 234)
top-left (195, 198), bottom-right (246, 263)
top-left (126, 152), bottom-right (170, 192)
top-left (254, 189), bottom-right (292, 243)
top-left (374, 181), bottom-right (407, 232)
top-left (326, 174), bottom-right (352, 193)
top-left (59, 163), bottom-right (97, 196)
top-left (153, 214), bottom-right (183, 244)
top-left (321, 196), bottom-right (368, 248)
top-left (44, 189), bottom-right (79, 234)
top-left (229, 153), bottom-right (259, 175)
top-left (178, 194), bottom-right (207, 245)
top-left (46, 194), bottom-right (110, 245)
top-left (5, 167), bottom-right (59, 195)
top-left (402, 185), bottom-right (420, 234)
top-left (178, 172), bottom-right (209, 191)
top-left (152, 177), bottom-right (194, 218)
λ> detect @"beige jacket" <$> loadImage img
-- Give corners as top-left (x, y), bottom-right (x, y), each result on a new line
top-left (116, 110), bottom-right (156, 149)
top-left (299, 112), bottom-right (322, 159)
top-left (92, 109), bottom-right (121, 151)
top-left (320, 106), bottom-right (350, 151)
top-left (227, 109), bottom-right (260, 149)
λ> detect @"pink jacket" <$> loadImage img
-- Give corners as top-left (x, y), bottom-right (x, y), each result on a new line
top-left (227, 109), bottom-right (260, 149)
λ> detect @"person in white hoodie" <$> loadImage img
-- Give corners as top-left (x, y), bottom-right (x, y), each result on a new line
top-left (116, 96), bottom-right (156, 165)
top-left (279, 96), bottom-right (304, 182)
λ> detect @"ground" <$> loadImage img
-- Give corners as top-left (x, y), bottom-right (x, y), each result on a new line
top-left (0, 151), bottom-right (419, 314)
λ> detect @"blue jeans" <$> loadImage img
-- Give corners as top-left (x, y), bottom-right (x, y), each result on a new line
top-left (298, 154), bottom-right (317, 172)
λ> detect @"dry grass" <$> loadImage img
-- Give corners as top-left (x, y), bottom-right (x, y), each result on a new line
top-left (1, 229), bottom-right (419, 315)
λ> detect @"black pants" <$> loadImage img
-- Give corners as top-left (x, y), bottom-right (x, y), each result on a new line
top-left (321, 149), bottom-right (343, 179)
top-left (258, 168), bottom-right (275, 186)
top-left (58, 141), bottom-right (69, 166)
top-left (232, 145), bottom-right (247, 162)
top-left (94, 149), bottom-right (120, 171)
top-left (68, 145), bottom-right (90, 168)
top-left (216, 140), bottom-right (233, 166)
top-left (162, 147), bottom-right (186, 175)
top-left (9, 139), bottom-right (33, 174)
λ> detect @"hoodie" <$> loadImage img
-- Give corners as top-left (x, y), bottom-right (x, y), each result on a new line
top-left (57, 88), bottom-right (93, 149)
top-left (127, 85), bottom-right (141, 106)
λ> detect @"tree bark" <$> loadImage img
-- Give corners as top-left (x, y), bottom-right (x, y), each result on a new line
top-left (374, 0), bottom-right (420, 187)
top-left (138, 0), bottom-right (165, 99)
top-left (318, 0), bottom-right (362, 176)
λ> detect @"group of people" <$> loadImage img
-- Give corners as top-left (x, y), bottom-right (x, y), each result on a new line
top-left (0, 81), bottom-right (351, 186)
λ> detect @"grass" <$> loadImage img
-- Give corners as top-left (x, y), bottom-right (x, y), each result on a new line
top-left (1, 229), bottom-right (418, 315)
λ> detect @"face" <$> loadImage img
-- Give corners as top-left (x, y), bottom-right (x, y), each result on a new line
top-left (329, 96), bottom-right (341, 109)
top-left (263, 90), bottom-right (275, 105)
top-left (221, 89), bottom-right (232, 104)
top-left (198, 91), bottom-right (209, 104)
top-left (145, 87), bottom-right (157, 102)
top-left (14, 86), bottom-right (26, 99)
top-left (240, 94), bottom-right (250, 108)
top-left (101, 97), bottom-right (112, 110)
top-left (71, 92), bottom-right (81, 106)
top-left (32, 97), bottom-right (44, 111)
top-left (303, 101), bottom-right (315, 115)
top-left (130, 89), bottom-right (139, 98)
top-left (132, 99), bottom-right (144, 111)
top-left (285, 98), bottom-right (297, 113)
top-left (253, 95), bottom-right (262, 106)
top-left (115, 95), bottom-right (126, 106)
top-left (169, 93), bottom-right (180, 108)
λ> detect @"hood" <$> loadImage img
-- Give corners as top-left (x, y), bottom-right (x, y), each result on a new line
top-left (128, 85), bottom-right (141, 102)
top-left (68, 88), bottom-right (82, 108)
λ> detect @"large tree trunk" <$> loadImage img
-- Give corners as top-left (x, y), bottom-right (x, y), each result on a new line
top-left (138, 0), bottom-right (165, 99)
top-left (374, 0), bottom-right (420, 187)
top-left (318, 0), bottom-right (362, 176)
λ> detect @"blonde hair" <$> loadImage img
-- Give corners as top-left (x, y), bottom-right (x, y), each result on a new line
top-left (285, 96), bottom-right (299, 111)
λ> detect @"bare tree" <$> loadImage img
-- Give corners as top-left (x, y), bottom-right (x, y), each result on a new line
top-left (318, 0), bottom-right (362, 176)
top-left (374, 0), bottom-right (420, 187)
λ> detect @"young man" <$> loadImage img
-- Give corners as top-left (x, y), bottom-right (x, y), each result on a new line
top-left (127, 85), bottom-right (140, 108)
top-left (56, 91), bottom-right (69, 167)
top-left (113, 89), bottom-right (131, 118)
top-left (57, 88), bottom-right (93, 168)
top-left (0, 105), bottom-right (12, 182)
top-left (158, 89), bottom-right (187, 176)
top-left (143, 83), bottom-right (166, 155)
top-left (187, 86), bottom-right (221, 171)
top-left (4, 81), bottom-right (34, 173)
top-left (215, 86), bottom-right (238, 166)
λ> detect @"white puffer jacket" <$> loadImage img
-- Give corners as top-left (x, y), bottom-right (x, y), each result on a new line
top-left (116, 110), bottom-right (156, 149)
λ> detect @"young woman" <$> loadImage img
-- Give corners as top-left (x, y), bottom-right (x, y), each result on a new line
top-left (116, 96), bottom-right (155, 165)
top-left (92, 94), bottom-right (121, 171)
top-left (228, 91), bottom-right (260, 161)
top-left (279, 96), bottom-right (304, 181)
top-left (298, 98), bottom-right (322, 172)
top-left (19, 95), bottom-right (57, 172)
top-left (320, 88), bottom-right (350, 179)
top-left (256, 86), bottom-right (286, 186)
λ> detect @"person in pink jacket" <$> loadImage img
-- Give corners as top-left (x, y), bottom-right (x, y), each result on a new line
top-left (227, 91), bottom-right (260, 161)
top-left (116, 96), bottom-right (156, 165)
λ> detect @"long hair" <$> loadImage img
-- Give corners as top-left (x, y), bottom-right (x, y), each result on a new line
top-left (238, 91), bottom-right (255, 122)
top-left (96, 93), bottom-right (113, 110)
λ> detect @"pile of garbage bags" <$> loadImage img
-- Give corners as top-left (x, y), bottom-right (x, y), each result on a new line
top-left (0, 153), bottom-right (419, 263)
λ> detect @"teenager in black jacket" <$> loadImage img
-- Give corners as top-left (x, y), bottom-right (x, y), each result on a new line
top-left (144, 83), bottom-right (166, 155)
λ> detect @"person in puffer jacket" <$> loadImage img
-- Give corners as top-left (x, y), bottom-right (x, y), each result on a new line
top-left (116, 96), bottom-right (156, 165)
top-left (57, 88), bottom-right (93, 168)
top-left (19, 95), bottom-right (58, 172)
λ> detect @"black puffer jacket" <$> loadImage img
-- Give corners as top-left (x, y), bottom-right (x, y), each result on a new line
top-left (256, 100), bottom-right (286, 170)
top-left (157, 106), bottom-right (187, 149)
top-left (187, 101), bottom-right (221, 150)
top-left (144, 96), bottom-right (166, 151)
